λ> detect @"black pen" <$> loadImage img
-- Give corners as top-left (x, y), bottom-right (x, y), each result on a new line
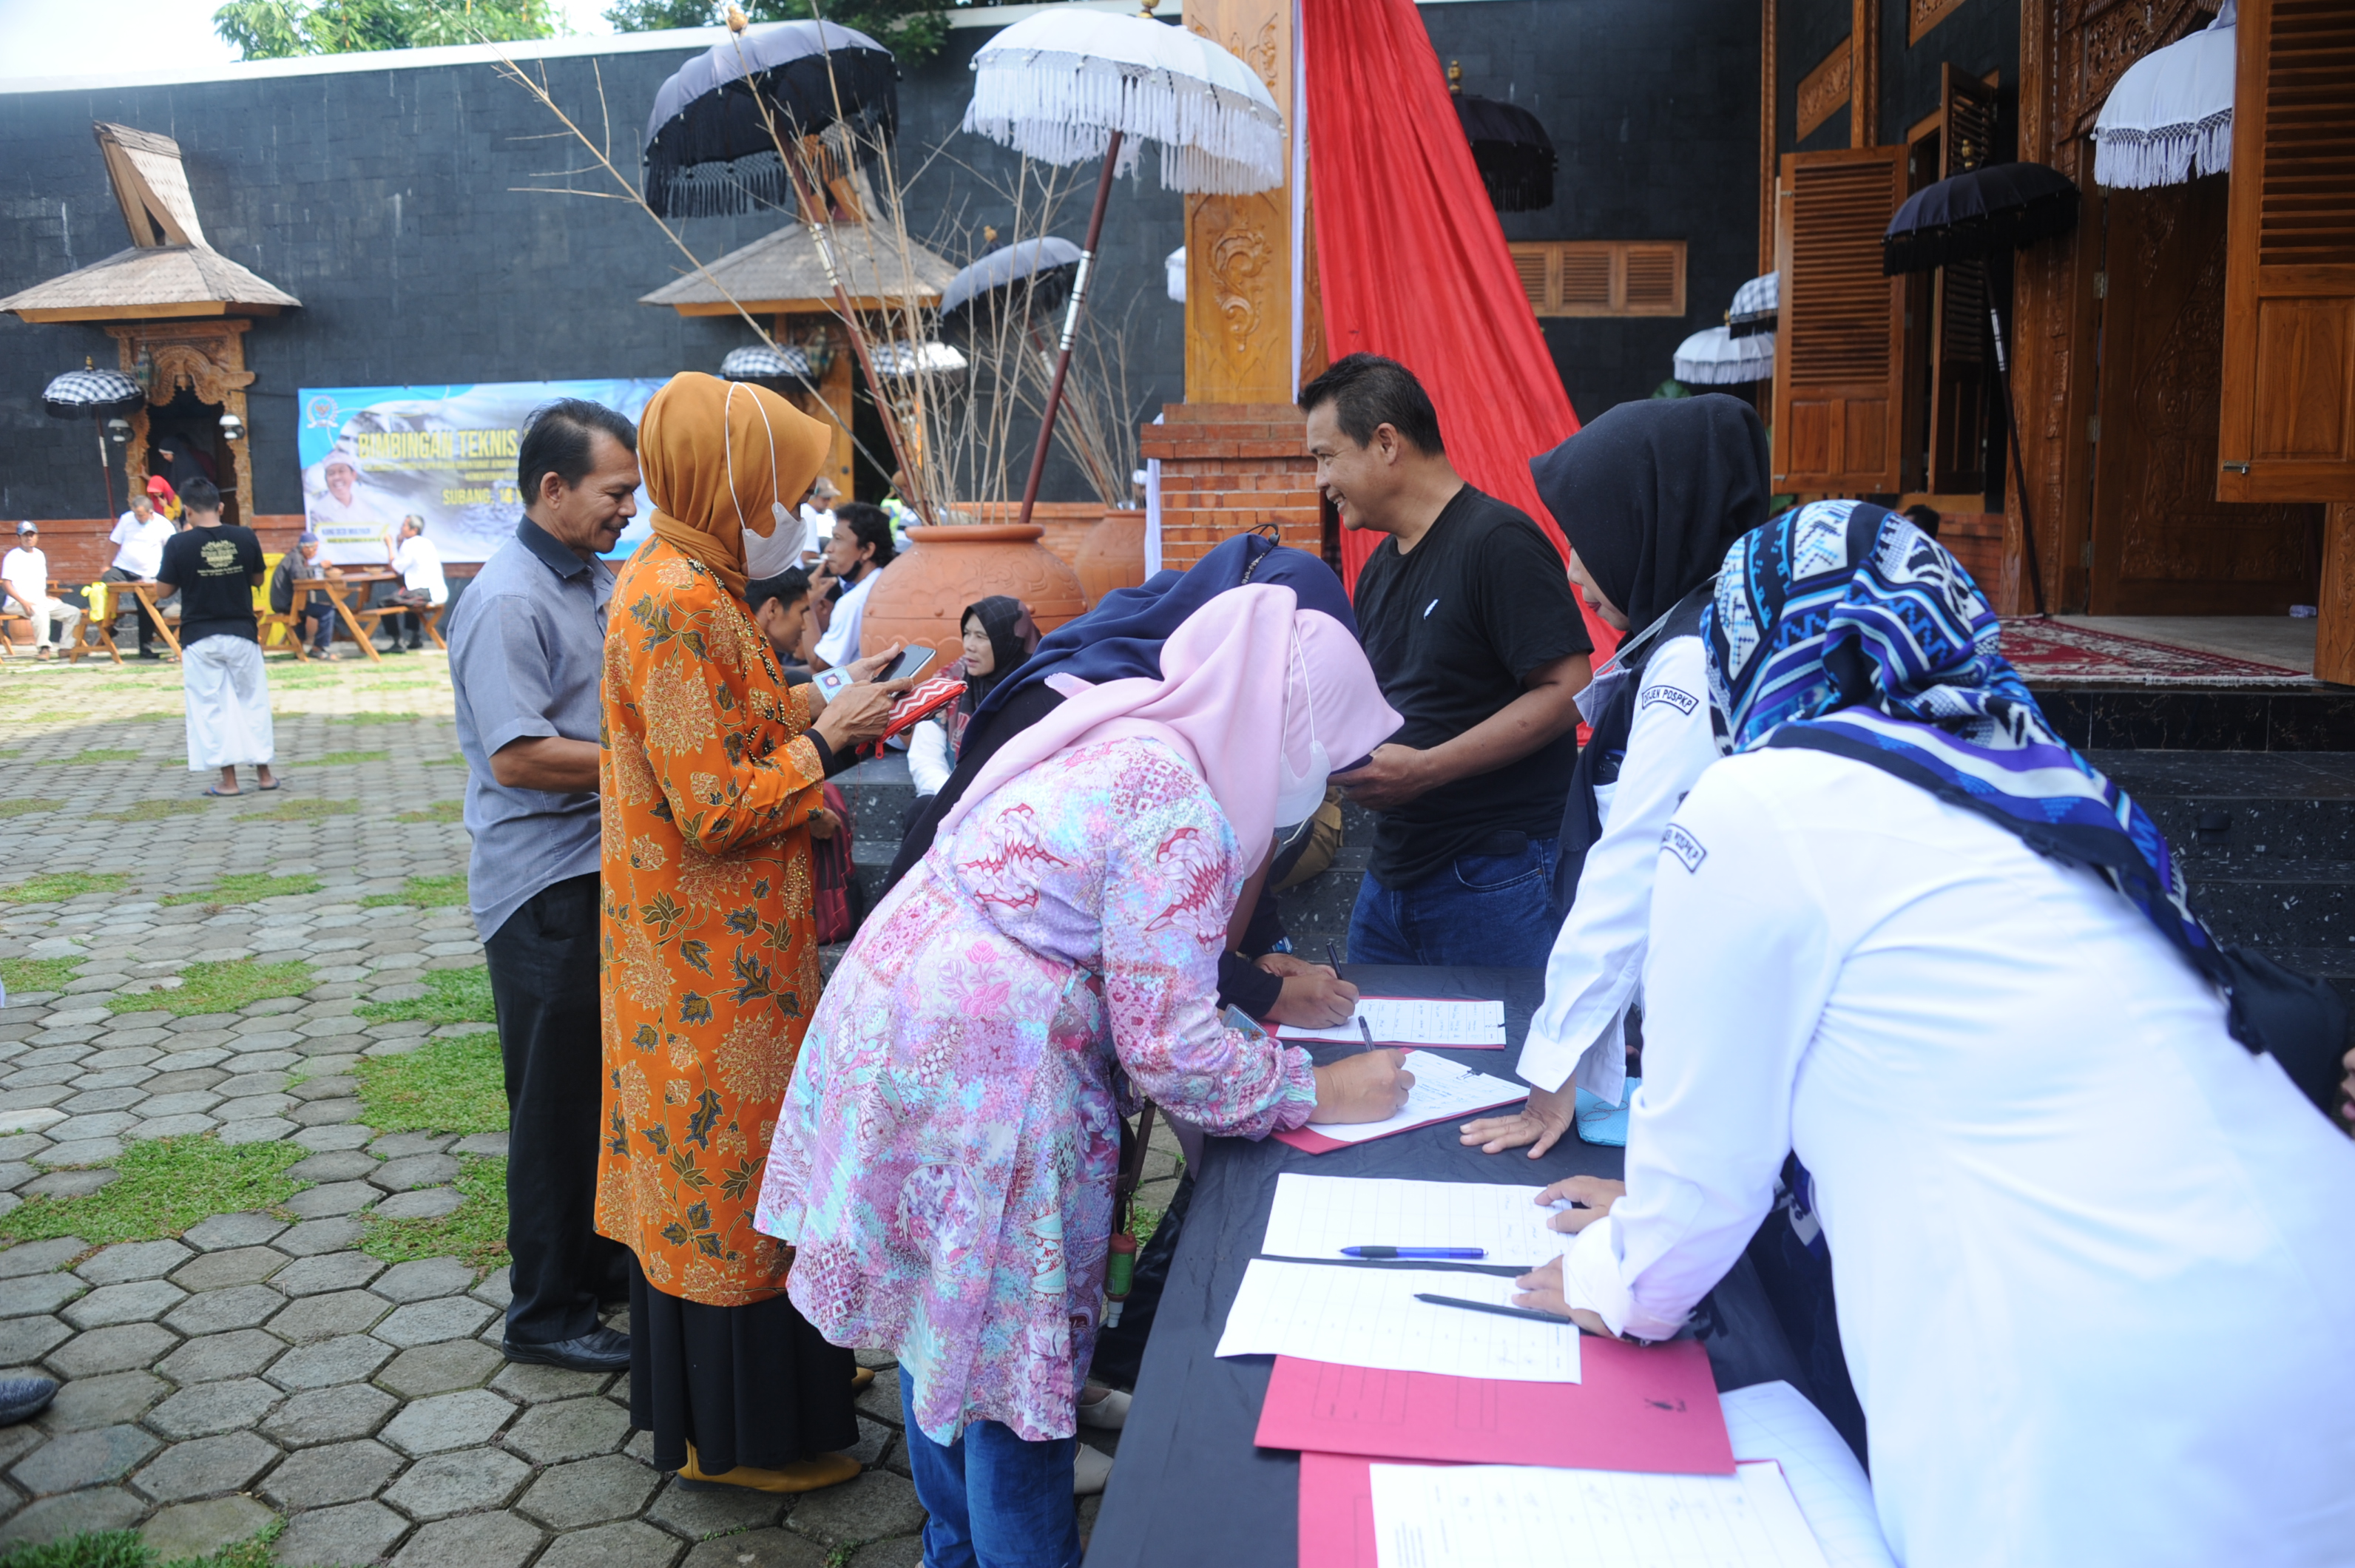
top-left (1326, 939), bottom-right (1342, 970)
top-left (1414, 1292), bottom-right (1576, 1326)
top-left (1356, 1015), bottom-right (1376, 1051)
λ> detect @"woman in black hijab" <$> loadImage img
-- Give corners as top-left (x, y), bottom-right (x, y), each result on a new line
top-left (1462, 393), bottom-right (1770, 1157)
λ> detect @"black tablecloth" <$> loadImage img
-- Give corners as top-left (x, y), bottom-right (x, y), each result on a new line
top-left (1086, 964), bottom-right (1802, 1568)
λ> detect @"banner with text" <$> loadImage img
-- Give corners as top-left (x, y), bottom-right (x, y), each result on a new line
top-left (297, 380), bottom-right (663, 564)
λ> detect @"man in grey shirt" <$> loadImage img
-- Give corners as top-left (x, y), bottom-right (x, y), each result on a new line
top-left (446, 399), bottom-right (642, 1373)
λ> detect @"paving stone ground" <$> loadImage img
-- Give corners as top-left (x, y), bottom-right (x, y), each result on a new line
top-left (0, 652), bottom-right (1130, 1564)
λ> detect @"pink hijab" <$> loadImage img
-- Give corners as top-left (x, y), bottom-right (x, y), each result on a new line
top-left (939, 584), bottom-right (1401, 856)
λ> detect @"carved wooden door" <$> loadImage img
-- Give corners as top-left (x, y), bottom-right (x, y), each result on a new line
top-left (2089, 175), bottom-right (2322, 614)
top-left (2217, 0), bottom-right (2355, 503)
top-left (1772, 148), bottom-right (1909, 493)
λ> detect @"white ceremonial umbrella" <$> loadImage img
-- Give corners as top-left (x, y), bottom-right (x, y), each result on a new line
top-left (1673, 325), bottom-right (1774, 386)
top-left (2094, 0), bottom-right (2236, 189)
top-left (867, 342), bottom-right (970, 377)
top-left (720, 343), bottom-right (814, 380)
top-left (963, 8), bottom-right (1285, 524)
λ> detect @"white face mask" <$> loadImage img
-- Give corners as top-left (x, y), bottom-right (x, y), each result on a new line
top-left (724, 382), bottom-right (803, 582)
top-left (1274, 632), bottom-right (1331, 833)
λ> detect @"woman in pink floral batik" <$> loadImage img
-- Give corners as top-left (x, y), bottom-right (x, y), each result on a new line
top-left (754, 584), bottom-right (1411, 1568)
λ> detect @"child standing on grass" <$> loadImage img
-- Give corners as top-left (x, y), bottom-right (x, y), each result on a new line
top-left (152, 477), bottom-right (278, 797)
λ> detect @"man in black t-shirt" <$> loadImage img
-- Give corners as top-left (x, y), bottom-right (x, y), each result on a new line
top-left (1304, 354), bottom-right (1591, 968)
top-left (152, 477), bottom-right (277, 797)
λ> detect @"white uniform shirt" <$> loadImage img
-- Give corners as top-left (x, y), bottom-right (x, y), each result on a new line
top-left (800, 503), bottom-right (836, 561)
top-left (1564, 746), bottom-right (2355, 1567)
top-left (814, 569), bottom-right (877, 668)
top-left (393, 535), bottom-right (450, 606)
top-left (908, 714), bottom-right (953, 797)
top-left (1518, 634), bottom-right (1719, 1102)
top-left (2, 546), bottom-right (47, 611)
top-left (109, 512), bottom-right (175, 578)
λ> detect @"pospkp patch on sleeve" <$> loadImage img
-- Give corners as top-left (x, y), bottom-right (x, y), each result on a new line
top-left (1660, 823), bottom-right (1707, 873)
top-left (1639, 683), bottom-right (1699, 716)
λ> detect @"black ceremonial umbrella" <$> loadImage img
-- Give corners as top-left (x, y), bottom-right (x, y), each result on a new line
top-left (937, 237), bottom-right (1083, 339)
top-left (43, 366), bottom-right (143, 516)
top-left (1882, 161), bottom-right (2081, 615)
top-left (641, 18), bottom-right (897, 219)
top-left (1455, 93), bottom-right (1557, 212)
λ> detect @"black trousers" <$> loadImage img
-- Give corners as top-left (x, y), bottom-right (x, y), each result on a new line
top-left (484, 873), bottom-right (626, 1345)
top-left (99, 566), bottom-right (161, 650)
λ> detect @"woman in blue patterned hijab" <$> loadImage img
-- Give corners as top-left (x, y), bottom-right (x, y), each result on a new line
top-left (1704, 498), bottom-right (2214, 975)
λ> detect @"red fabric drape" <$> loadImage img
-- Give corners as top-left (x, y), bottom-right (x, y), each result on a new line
top-left (1301, 0), bottom-right (1614, 655)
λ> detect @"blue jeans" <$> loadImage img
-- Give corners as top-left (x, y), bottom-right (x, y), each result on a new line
top-left (1347, 837), bottom-right (1561, 969)
top-left (901, 1369), bottom-right (1082, 1568)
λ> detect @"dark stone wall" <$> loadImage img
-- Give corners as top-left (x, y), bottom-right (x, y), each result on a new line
top-left (0, 33), bottom-right (1186, 522)
top-left (1781, 0), bottom-right (1854, 156)
top-left (1773, 0), bottom-right (2019, 162)
top-left (1425, 0), bottom-right (1760, 423)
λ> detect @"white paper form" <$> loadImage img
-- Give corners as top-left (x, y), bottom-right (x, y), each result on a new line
top-left (1368, 1459), bottom-right (1832, 1568)
top-left (1720, 1382), bottom-right (1896, 1568)
top-left (1259, 1173), bottom-right (1567, 1267)
top-left (1296, 1053), bottom-right (1527, 1145)
top-left (1214, 1260), bottom-right (1581, 1383)
top-left (1277, 996), bottom-right (1507, 1047)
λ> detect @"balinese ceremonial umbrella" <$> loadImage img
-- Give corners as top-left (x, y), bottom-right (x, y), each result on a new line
top-left (963, 8), bottom-right (1285, 526)
top-left (1726, 271), bottom-right (1778, 339)
top-left (720, 343), bottom-right (813, 381)
top-left (44, 365), bottom-right (143, 516)
top-left (1672, 325), bottom-right (1774, 386)
top-left (1454, 93), bottom-right (1556, 212)
top-left (937, 237), bottom-right (1084, 336)
top-left (2093, 1), bottom-right (2236, 189)
top-left (1883, 162), bottom-right (2082, 615)
top-left (866, 342), bottom-right (969, 377)
top-left (643, 16), bottom-right (928, 515)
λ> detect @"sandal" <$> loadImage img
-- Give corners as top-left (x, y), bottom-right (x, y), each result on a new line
top-left (203, 785), bottom-right (242, 798)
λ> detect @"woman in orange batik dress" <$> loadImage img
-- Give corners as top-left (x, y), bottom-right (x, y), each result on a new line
top-left (596, 371), bottom-right (905, 1494)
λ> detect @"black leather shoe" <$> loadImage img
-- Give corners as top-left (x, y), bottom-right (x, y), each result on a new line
top-left (502, 1327), bottom-right (630, 1371)
top-left (0, 1377), bottom-right (58, 1426)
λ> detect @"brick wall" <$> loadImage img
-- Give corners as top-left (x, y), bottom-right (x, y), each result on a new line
top-left (1140, 404), bottom-right (1322, 572)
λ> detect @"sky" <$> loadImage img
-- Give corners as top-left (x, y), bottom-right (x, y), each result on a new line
top-left (0, 0), bottom-right (617, 81)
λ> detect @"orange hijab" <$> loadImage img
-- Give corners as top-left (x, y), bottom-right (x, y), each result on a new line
top-left (640, 371), bottom-right (832, 597)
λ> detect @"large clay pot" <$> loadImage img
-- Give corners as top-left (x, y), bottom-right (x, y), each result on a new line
top-left (1073, 508), bottom-right (1148, 609)
top-left (859, 524), bottom-right (1088, 666)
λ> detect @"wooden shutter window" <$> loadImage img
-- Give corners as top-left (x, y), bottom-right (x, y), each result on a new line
top-left (1929, 66), bottom-right (1999, 493)
top-left (2220, 0), bottom-right (2355, 501)
top-left (1507, 241), bottom-right (1687, 317)
top-left (1772, 146), bottom-right (1909, 491)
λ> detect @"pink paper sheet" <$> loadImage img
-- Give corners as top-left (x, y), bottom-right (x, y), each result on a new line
top-left (1258, 1340), bottom-right (1734, 1473)
top-left (1298, 1451), bottom-right (1441, 1568)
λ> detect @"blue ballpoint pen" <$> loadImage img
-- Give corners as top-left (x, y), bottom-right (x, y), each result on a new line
top-left (1339, 1246), bottom-right (1487, 1260)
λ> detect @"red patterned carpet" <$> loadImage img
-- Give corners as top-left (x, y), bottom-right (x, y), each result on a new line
top-left (2000, 618), bottom-right (2311, 686)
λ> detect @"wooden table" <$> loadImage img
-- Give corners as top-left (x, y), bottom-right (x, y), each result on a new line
top-left (1, 578), bottom-right (102, 664)
top-left (294, 569), bottom-right (400, 666)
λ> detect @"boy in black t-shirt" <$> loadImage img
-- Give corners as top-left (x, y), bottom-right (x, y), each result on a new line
top-left (1302, 354), bottom-right (1592, 967)
top-left (152, 478), bottom-right (278, 797)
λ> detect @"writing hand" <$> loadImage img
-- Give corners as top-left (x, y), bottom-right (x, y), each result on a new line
top-left (1266, 970), bottom-right (1359, 1030)
top-left (1308, 1048), bottom-right (1415, 1124)
top-left (1535, 1175), bottom-right (1624, 1234)
top-left (1460, 1080), bottom-right (1575, 1158)
top-left (1253, 952), bottom-right (1322, 979)
top-left (1331, 743), bottom-right (1433, 812)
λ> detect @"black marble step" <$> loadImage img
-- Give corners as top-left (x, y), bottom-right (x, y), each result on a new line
top-left (2034, 686), bottom-right (2355, 752)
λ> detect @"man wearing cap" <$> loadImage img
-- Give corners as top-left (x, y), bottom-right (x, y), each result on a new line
top-left (102, 489), bottom-right (179, 658)
top-left (3, 524), bottom-right (80, 661)
top-left (268, 533), bottom-right (342, 658)
top-left (308, 441), bottom-right (388, 566)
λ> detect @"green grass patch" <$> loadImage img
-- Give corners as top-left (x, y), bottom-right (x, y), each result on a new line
top-left (107, 958), bottom-right (314, 1017)
top-left (0, 1135), bottom-right (310, 1248)
top-left (0, 957), bottom-right (81, 995)
top-left (357, 964), bottom-right (493, 1027)
top-left (355, 1030), bottom-right (507, 1135)
top-left (161, 872), bottom-right (325, 908)
top-left (426, 754), bottom-right (467, 767)
top-left (315, 748), bottom-right (391, 765)
top-left (0, 1518), bottom-right (285, 1567)
top-left (1132, 1203), bottom-right (1163, 1250)
top-left (130, 709), bottom-right (181, 723)
top-left (361, 1153), bottom-right (507, 1274)
top-left (395, 800), bottom-right (464, 823)
top-left (0, 797), bottom-right (61, 818)
top-left (39, 749), bottom-right (141, 765)
top-left (328, 710), bottom-right (422, 725)
top-left (239, 797), bottom-right (358, 822)
top-left (0, 871), bottom-right (129, 904)
top-left (87, 799), bottom-right (213, 823)
top-left (359, 873), bottom-right (468, 909)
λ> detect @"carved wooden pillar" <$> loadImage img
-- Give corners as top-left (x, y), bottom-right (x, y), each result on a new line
top-left (780, 312), bottom-right (857, 504)
top-left (2321, 504), bottom-right (2355, 685)
top-left (107, 320), bottom-right (256, 527)
top-left (1761, 0), bottom-right (1780, 271)
top-left (1850, 0), bottom-right (1880, 147)
top-left (1183, 0), bottom-right (1294, 403)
